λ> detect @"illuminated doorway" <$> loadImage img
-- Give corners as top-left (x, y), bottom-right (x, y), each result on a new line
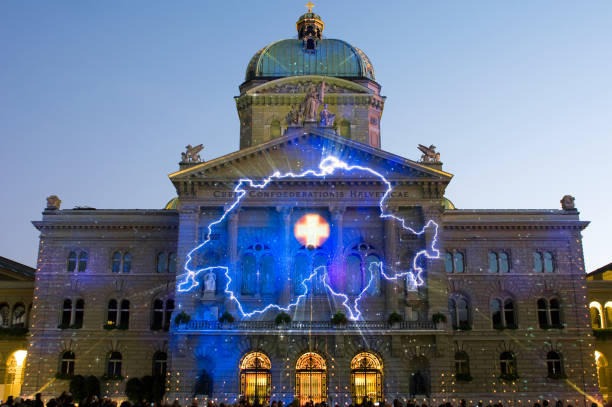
top-left (3, 350), bottom-right (27, 399)
top-left (596, 351), bottom-right (610, 400)
top-left (239, 352), bottom-right (271, 405)
top-left (295, 352), bottom-right (327, 405)
top-left (350, 352), bottom-right (383, 403)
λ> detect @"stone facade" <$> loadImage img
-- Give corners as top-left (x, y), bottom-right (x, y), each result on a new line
top-left (587, 263), bottom-right (612, 401)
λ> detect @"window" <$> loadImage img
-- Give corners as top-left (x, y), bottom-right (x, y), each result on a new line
top-left (157, 251), bottom-right (177, 274)
top-left (590, 302), bottom-right (604, 329)
top-left (77, 251), bottom-right (88, 272)
top-left (111, 251), bottom-right (132, 273)
top-left (546, 351), bottom-right (563, 378)
top-left (107, 300), bottom-right (118, 326)
top-left (500, 352), bottom-right (517, 378)
top-left (112, 252), bottom-right (122, 273)
top-left (153, 351), bottom-right (167, 377)
top-left (107, 351), bottom-right (122, 376)
top-left (151, 298), bottom-right (174, 331)
top-left (74, 299), bottom-right (84, 328)
top-left (538, 298), bottom-right (562, 329)
top-left (350, 352), bottom-right (383, 403)
top-left (344, 243), bottom-right (382, 296)
top-left (240, 352), bottom-right (271, 405)
top-left (489, 252), bottom-right (510, 273)
top-left (12, 304), bottom-right (26, 327)
top-left (67, 252), bottom-right (77, 272)
top-left (241, 244), bottom-right (279, 296)
top-left (0, 304), bottom-right (9, 328)
top-left (445, 252), bottom-right (465, 273)
top-left (60, 351), bottom-right (75, 376)
top-left (534, 251), bottom-right (554, 273)
top-left (120, 300), bottom-right (130, 328)
top-left (449, 296), bottom-right (470, 329)
top-left (296, 352), bottom-right (327, 405)
top-left (454, 351), bottom-right (470, 380)
top-left (491, 297), bottom-right (517, 329)
top-left (61, 299), bottom-right (72, 327)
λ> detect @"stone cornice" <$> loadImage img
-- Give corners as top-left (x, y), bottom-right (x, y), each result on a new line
top-left (443, 222), bottom-right (589, 231)
top-left (32, 222), bottom-right (178, 231)
top-left (235, 93), bottom-right (384, 110)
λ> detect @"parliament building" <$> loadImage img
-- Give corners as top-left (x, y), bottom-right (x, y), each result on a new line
top-left (14, 7), bottom-right (600, 406)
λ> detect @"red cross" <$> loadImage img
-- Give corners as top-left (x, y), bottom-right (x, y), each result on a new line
top-left (294, 214), bottom-right (330, 248)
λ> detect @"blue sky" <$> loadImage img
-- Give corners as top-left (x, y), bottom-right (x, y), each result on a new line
top-left (0, 1), bottom-right (610, 271)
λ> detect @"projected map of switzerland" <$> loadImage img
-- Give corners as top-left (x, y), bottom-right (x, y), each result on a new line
top-left (177, 157), bottom-right (440, 320)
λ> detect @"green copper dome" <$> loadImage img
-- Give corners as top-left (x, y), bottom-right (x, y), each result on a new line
top-left (245, 39), bottom-right (375, 82)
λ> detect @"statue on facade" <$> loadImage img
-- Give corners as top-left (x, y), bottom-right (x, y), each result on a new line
top-left (181, 144), bottom-right (204, 163)
top-left (318, 104), bottom-right (335, 127)
top-left (301, 81), bottom-right (325, 122)
top-left (417, 144), bottom-right (441, 163)
top-left (561, 195), bottom-right (576, 211)
top-left (46, 195), bottom-right (61, 210)
top-left (285, 105), bottom-right (303, 126)
top-left (204, 271), bottom-right (216, 293)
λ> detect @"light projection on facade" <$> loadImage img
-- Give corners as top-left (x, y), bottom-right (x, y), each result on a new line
top-left (294, 214), bottom-right (330, 248)
top-left (177, 156), bottom-right (440, 320)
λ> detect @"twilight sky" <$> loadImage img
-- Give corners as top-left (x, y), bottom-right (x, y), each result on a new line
top-left (0, 1), bottom-right (610, 271)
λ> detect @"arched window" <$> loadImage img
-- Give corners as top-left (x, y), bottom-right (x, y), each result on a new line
top-left (122, 252), bottom-right (132, 273)
top-left (550, 298), bottom-right (561, 326)
top-left (164, 299), bottom-right (174, 331)
top-left (260, 255), bottom-right (276, 295)
top-left (312, 253), bottom-right (329, 295)
top-left (241, 254), bottom-right (257, 295)
top-left (544, 252), bottom-right (554, 273)
top-left (596, 351), bottom-right (609, 395)
top-left (446, 251), bottom-right (465, 273)
top-left (153, 351), bottom-right (167, 377)
top-left (489, 252), bottom-right (510, 273)
top-left (61, 299), bottom-right (72, 327)
top-left (444, 252), bottom-right (453, 273)
top-left (491, 297), bottom-right (517, 329)
top-left (60, 351), bottom-right (75, 376)
top-left (77, 251), bottom-right (88, 272)
top-left (270, 119), bottom-right (281, 139)
top-left (112, 252), bottom-right (122, 273)
top-left (340, 119), bottom-right (351, 138)
top-left (449, 296), bottom-right (470, 329)
top-left (454, 351), bottom-right (470, 380)
top-left (537, 299), bottom-right (549, 327)
top-left (346, 254), bottom-right (362, 295)
top-left (500, 352), bottom-right (517, 378)
top-left (157, 252), bottom-right (168, 273)
top-left (0, 303), bottom-right (10, 328)
top-left (12, 304), bottom-right (26, 327)
top-left (538, 298), bottom-right (562, 328)
top-left (120, 300), bottom-right (130, 328)
top-left (152, 299), bottom-right (164, 330)
top-left (591, 302), bottom-right (604, 329)
top-left (296, 352), bottom-right (327, 405)
top-left (239, 352), bottom-right (271, 404)
top-left (454, 252), bottom-right (464, 273)
top-left (107, 299), bottom-right (118, 326)
top-left (350, 352), bottom-right (383, 403)
top-left (293, 255), bottom-right (309, 295)
top-left (74, 299), bottom-right (84, 328)
top-left (67, 252), bottom-right (77, 272)
top-left (546, 351), bottom-right (563, 378)
top-left (345, 243), bottom-right (381, 295)
top-left (107, 351), bottom-right (122, 377)
top-left (168, 252), bottom-right (177, 273)
top-left (534, 252), bottom-right (543, 273)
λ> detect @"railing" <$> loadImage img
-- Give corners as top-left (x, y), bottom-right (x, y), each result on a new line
top-left (180, 320), bottom-right (437, 331)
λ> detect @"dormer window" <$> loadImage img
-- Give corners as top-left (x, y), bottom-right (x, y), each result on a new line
top-left (306, 38), bottom-right (316, 51)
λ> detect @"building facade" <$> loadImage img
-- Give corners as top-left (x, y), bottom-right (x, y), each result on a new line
top-left (18, 8), bottom-right (600, 406)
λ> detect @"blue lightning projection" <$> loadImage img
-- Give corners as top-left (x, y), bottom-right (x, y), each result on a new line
top-left (177, 156), bottom-right (440, 320)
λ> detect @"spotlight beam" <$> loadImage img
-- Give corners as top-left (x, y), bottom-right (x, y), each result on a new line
top-left (177, 156), bottom-right (440, 320)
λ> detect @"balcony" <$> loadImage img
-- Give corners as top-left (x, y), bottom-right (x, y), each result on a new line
top-left (178, 320), bottom-right (437, 332)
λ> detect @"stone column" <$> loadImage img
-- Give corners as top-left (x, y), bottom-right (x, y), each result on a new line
top-left (277, 206), bottom-right (293, 304)
top-left (225, 208), bottom-right (239, 311)
top-left (384, 208), bottom-right (399, 314)
top-left (330, 206), bottom-right (345, 289)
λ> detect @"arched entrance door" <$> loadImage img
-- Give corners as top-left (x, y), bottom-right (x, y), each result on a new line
top-left (4, 350), bottom-right (27, 399)
top-left (295, 352), bottom-right (327, 405)
top-left (239, 352), bottom-right (271, 405)
top-left (350, 352), bottom-right (383, 404)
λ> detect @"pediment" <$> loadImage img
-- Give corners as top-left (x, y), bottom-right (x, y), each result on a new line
top-left (170, 128), bottom-right (452, 187)
top-left (245, 75), bottom-right (372, 95)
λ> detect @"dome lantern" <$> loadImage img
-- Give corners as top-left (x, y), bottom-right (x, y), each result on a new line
top-left (297, 2), bottom-right (324, 51)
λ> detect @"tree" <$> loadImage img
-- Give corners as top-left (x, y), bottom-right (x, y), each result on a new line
top-left (125, 378), bottom-right (143, 403)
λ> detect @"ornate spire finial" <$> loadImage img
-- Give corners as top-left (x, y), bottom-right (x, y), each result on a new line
top-left (306, 1), bottom-right (314, 13)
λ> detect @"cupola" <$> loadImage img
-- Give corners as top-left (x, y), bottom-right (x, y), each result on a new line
top-left (297, 2), bottom-right (324, 51)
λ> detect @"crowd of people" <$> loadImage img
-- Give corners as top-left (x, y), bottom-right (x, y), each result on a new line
top-left (0, 394), bottom-right (605, 407)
